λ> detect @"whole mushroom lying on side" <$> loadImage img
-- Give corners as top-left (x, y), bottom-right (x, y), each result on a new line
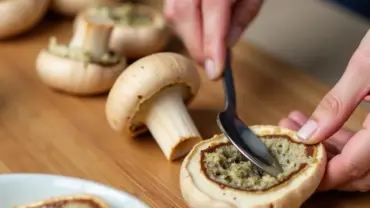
top-left (50, 0), bottom-right (120, 16)
top-left (0, 0), bottom-right (49, 39)
top-left (106, 52), bottom-right (202, 161)
top-left (75, 3), bottom-right (170, 58)
top-left (180, 125), bottom-right (327, 208)
top-left (35, 8), bottom-right (127, 95)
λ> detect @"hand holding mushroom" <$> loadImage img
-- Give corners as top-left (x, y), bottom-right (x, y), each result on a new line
top-left (180, 125), bottom-right (327, 208)
top-left (74, 3), bottom-right (171, 58)
top-left (0, 0), bottom-right (49, 39)
top-left (105, 52), bottom-right (202, 161)
top-left (36, 7), bottom-right (127, 95)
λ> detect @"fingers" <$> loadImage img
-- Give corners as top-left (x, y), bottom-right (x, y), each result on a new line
top-left (279, 110), bottom-right (307, 130)
top-left (201, 0), bottom-right (232, 80)
top-left (165, 0), bottom-right (263, 81)
top-left (164, 0), bottom-right (204, 63)
top-left (364, 95), bottom-right (370, 102)
top-left (318, 114), bottom-right (370, 191)
top-left (337, 115), bottom-right (370, 192)
top-left (337, 171), bottom-right (370, 192)
top-left (279, 118), bottom-right (301, 131)
top-left (279, 116), bottom-right (337, 159)
top-left (278, 111), bottom-right (370, 191)
top-left (296, 30), bottom-right (370, 144)
top-left (287, 111), bottom-right (308, 125)
top-left (279, 110), bottom-right (354, 158)
top-left (228, 0), bottom-right (263, 46)
top-left (288, 111), bottom-right (354, 148)
top-left (202, 0), bottom-right (263, 80)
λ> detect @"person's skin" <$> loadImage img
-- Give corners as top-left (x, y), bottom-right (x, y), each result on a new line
top-left (281, 31), bottom-right (370, 192)
top-left (163, 0), bottom-right (263, 80)
top-left (164, 0), bottom-right (370, 192)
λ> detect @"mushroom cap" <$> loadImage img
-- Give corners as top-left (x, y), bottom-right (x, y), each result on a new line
top-left (36, 49), bottom-right (127, 95)
top-left (51, 0), bottom-right (121, 16)
top-left (180, 125), bottom-right (327, 208)
top-left (105, 52), bottom-right (201, 136)
top-left (15, 194), bottom-right (109, 208)
top-left (0, 0), bottom-right (50, 39)
top-left (74, 3), bottom-right (171, 58)
top-left (109, 4), bottom-right (171, 58)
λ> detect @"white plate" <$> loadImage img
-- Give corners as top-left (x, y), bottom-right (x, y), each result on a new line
top-left (0, 173), bottom-right (149, 208)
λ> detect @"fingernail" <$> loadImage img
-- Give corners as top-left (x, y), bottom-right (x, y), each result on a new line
top-left (228, 27), bottom-right (243, 46)
top-left (204, 59), bottom-right (218, 80)
top-left (297, 119), bottom-right (317, 140)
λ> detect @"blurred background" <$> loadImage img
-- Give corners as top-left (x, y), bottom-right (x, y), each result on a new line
top-left (243, 0), bottom-right (370, 96)
top-left (36, 0), bottom-right (370, 95)
top-left (141, 0), bottom-right (370, 108)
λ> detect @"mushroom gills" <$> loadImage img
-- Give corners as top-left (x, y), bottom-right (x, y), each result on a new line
top-left (132, 84), bottom-right (201, 160)
top-left (48, 10), bottom-right (120, 67)
top-left (202, 136), bottom-right (315, 191)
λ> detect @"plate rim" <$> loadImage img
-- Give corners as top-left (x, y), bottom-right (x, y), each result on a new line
top-left (0, 173), bottom-right (149, 207)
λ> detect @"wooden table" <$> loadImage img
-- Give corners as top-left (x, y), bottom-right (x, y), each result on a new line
top-left (0, 13), bottom-right (369, 208)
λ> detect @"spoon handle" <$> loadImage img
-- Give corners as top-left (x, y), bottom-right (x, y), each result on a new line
top-left (223, 49), bottom-right (236, 111)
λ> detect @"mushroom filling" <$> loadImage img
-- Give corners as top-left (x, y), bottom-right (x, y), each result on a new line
top-left (47, 37), bottom-right (120, 66)
top-left (90, 4), bottom-right (153, 27)
top-left (201, 136), bottom-right (315, 191)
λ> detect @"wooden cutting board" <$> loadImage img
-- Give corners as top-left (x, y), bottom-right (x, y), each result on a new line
top-left (0, 12), bottom-right (368, 208)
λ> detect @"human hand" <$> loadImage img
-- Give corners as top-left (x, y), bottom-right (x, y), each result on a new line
top-left (278, 29), bottom-right (370, 192)
top-left (279, 111), bottom-right (363, 191)
top-left (163, 0), bottom-right (263, 80)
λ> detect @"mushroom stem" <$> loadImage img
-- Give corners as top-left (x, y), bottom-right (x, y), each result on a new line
top-left (144, 87), bottom-right (201, 161)
top-left (69, 14), bottom-right (113, 60)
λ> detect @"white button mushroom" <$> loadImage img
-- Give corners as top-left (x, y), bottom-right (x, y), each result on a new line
top-left (180, 125), bottom-right (327, 208)
top-left (50, 0), bottom-right (121, 16)
top-left (0, 0), bottom-right (49, 39)
top-left (74, 3), bottom-right (170, 58)
top-left (105, 52), bottom-right (202, 161)
top-left (35, 8), bottom-right (127, 95)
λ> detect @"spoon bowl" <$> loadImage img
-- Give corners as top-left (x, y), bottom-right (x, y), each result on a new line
top-left (217, 49), bottom-right (283, 177)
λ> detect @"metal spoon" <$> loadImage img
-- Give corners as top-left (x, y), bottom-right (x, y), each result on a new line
top-left (216, 49), bottom-right (283, 177)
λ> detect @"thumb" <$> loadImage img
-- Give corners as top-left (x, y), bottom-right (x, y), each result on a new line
top-left (297, 31), bottom-right (370, 144)
top-left (297, 88), bottom-right (362, 144)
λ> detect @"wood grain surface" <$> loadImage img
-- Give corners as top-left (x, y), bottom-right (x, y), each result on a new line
top-left (0, 9), bottom-right (369, 208)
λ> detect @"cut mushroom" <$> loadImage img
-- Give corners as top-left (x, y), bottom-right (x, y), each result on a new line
top-left (35, 8), bottom-right (127, 95)
top-left (74, 3), bottom-right (171, 58)
top-left (15, 194), bottom-right (110, 208)
top-left (0, 0), bottom-right (49, 39)
top-left (51, 0), bottom-right (121, 16)
top-left (180, 125), bottom-right (327, 208)
top-left (106, 52), bottom-right (201, 161)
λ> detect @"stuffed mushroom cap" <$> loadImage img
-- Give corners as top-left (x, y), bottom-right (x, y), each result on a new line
top-left (180, 125), bottom-right (327, 208)
top-left (51, 0), bottom-right (121, 16)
